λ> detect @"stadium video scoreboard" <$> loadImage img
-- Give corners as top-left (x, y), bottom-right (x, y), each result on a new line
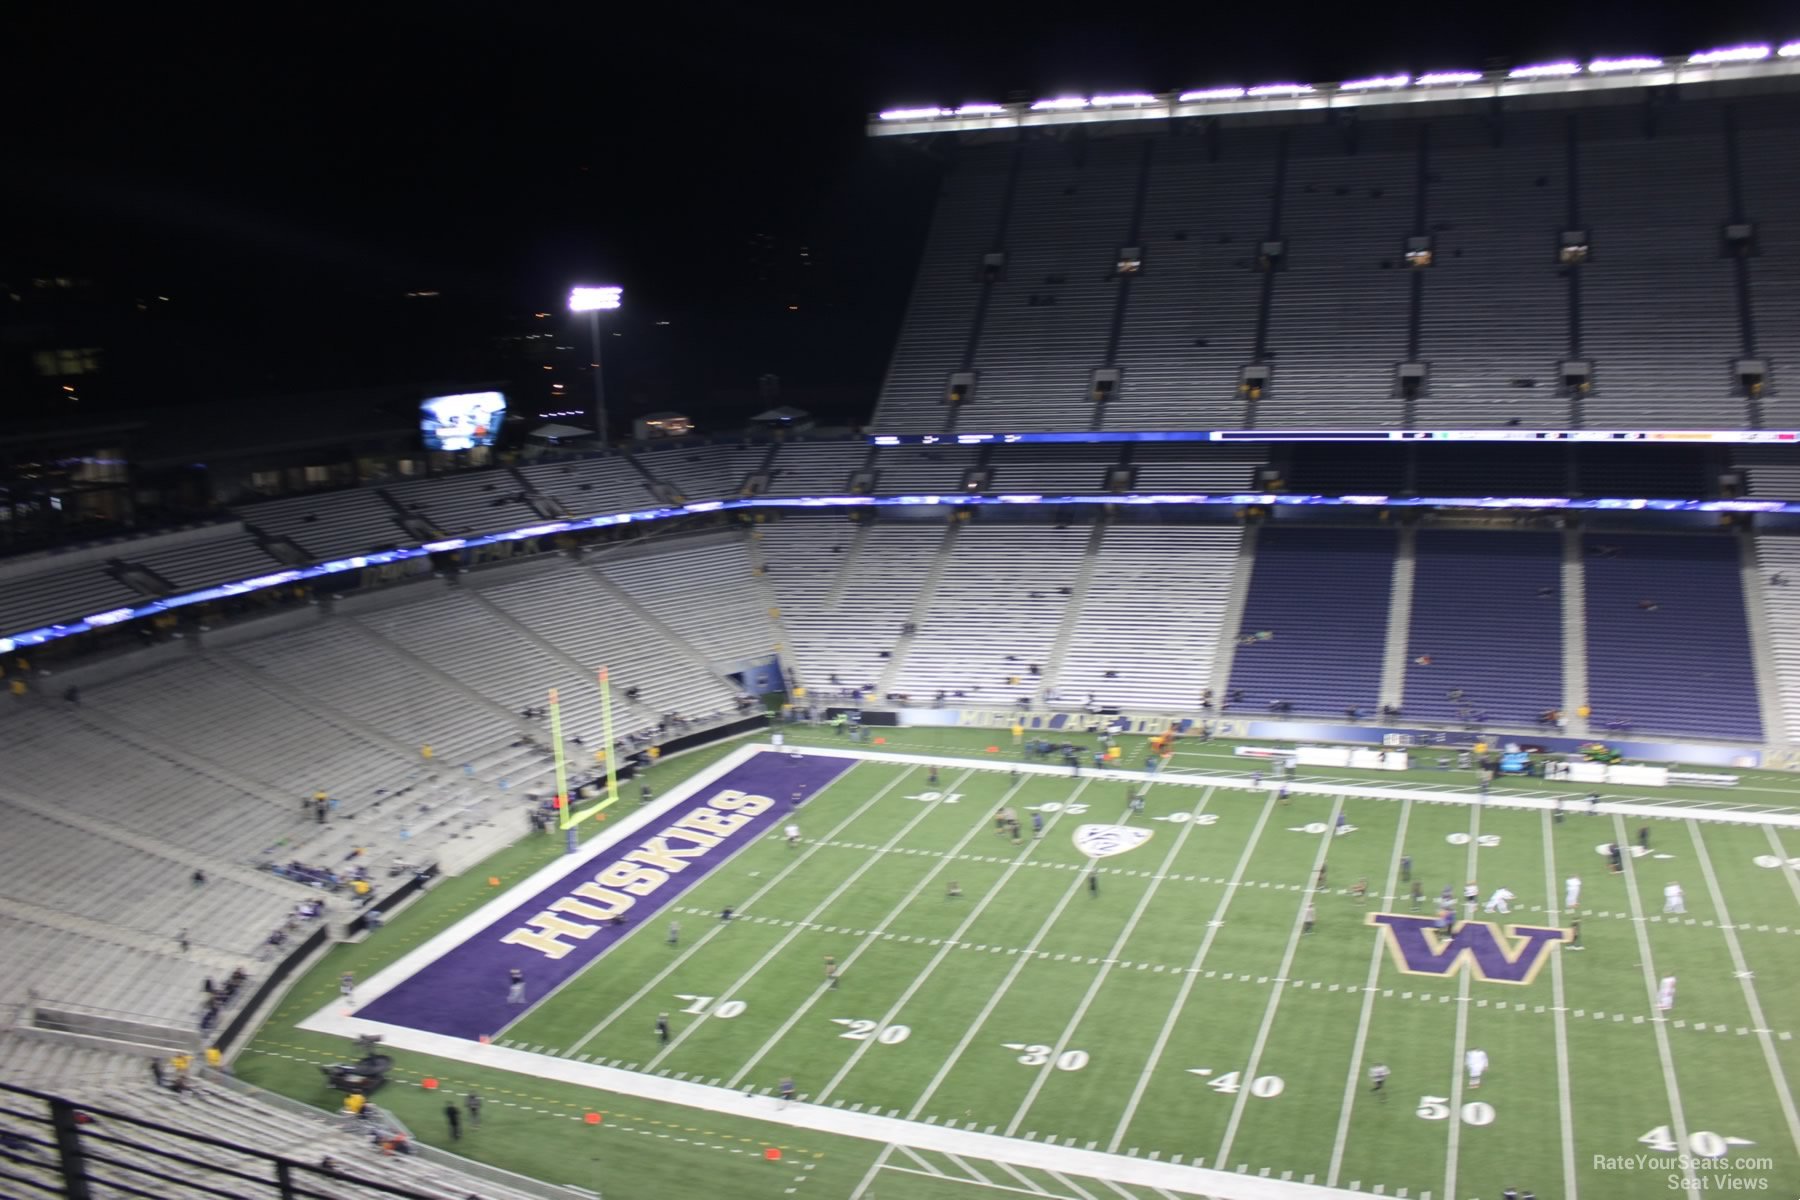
top-left (871, 429), bottom-right (1800, 446)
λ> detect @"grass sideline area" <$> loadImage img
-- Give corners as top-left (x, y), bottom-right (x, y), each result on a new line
top-left (239, 724), bottom-right (1800, 1199)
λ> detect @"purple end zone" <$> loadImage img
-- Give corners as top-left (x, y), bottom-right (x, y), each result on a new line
top-left (356, 750), bottom-right (854, 1039)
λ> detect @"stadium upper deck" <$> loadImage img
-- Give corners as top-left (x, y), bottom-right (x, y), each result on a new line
top-left (867, 47), bottom-right (1800, 434)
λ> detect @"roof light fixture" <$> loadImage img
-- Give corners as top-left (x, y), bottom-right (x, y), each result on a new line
top-left (1687, 45), bottom-right (1771, 64)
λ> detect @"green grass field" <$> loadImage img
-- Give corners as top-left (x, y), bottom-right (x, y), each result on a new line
top-left (241, 728), bottom-right (1800, 1200)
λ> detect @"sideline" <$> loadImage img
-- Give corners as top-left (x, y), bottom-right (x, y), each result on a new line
top-left (784, 743), bottom-right (1800, 828)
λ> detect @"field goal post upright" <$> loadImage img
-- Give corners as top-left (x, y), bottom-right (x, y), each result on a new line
top-left (554, 668), bottom-right (625, 854)
top-left (598, 665), bottom-right (620, 811)
top-left (548, 687), bottom-right (576, 853)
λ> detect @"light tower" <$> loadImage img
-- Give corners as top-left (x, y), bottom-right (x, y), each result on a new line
top-left (568, 285), bottom-right (623, 444)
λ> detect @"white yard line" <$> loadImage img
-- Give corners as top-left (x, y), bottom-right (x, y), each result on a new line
top-left (906, 793), bottom-right (1135, 1121)
top-left (1096, 1177), bottom-right (1139, 1200)
top-left (1441, 801), bottom-right (1481, 1200)
top-left (1539, 809), bottom-right (1579, 1200)
top-left (946, 1151), bottom-right (998, 1186)
top-left (1614, 813), bottom-right (1699, 1200)
top-left (298, 996), bottom-right (1498, 1200)
top-left (724, 769), bottom-right (1004, 1087)
top-left (1005, 787), bottom-right (1217, 1136)
top-left (1764, 825), bottom-right (1800, 907)
top-left (1107, 791), bottom-right (1279, 1153)
top-left (1686, 820), bottom-right (1800, 1160)
top-left (1047, 1169), bottom-right (1100, 1200)
top-left (812, 778), bottom-right (1094, 1104)
top-left (560, 763), bottom-right (918, 1054)
top-left (896, 1143), bottom-right (946, 1174)
top-left (1324, 796), bottom-right (1413, 1187)
top-left (644, 767), bottom-right (955, 1071)
top-left (882, 1166), bottom-right (1077, 1199)
top-left (849, 1144), bottom-right (895, 1199)
top-left (993, 1159), bottom-right (1051, 1194)
top-left (1213, 795), bottom-right (1345, 1171)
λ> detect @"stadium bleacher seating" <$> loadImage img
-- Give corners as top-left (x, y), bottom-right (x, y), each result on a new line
top-left (1224, 526), bottom-right (1396, 716)
top-left (637, 442), bottom-right (768, 501)
top-left (868, 445), bottom-right (981, 493)
top-left (240, 489), bottom-right (410, 561)
top-left (984, 443), bottom-right (1124, 493)
top-left (877, 146), bottom-right (1018, 432)
top-left (1738, 94), bottom-right (1800, 429)
top-left (515, 454), bottom-right (661, 516)
top-left (1054, 523), bottom-right (1242, 710)
top-left (598, 536), bottom-right (778, 670)
top-left (1104, 133), bottom-right (1274, 431)
top-left (868, 89), bottom-right (1800, 434)
top-left (1402, 530), bottom-right (1564, 726)
top-left (1126, 445), bottom-right (1263, 494)
top-left (966, 139), bottom-right (1145, 430)
top-left (761, 517), bottom-right (943, 694)
top-left (891, 524), bottom-right (1090, 700)
top-left (384, 471), bottom-right (541, 540)
top-left (1751, 534), bottom-right (1800, 743)
top-left (0, 1035), bottom-right (554, 1200)
top-left (1575, 105), bottom-right (1747, 428)
top-left (763, 439), bottom-right (869, 496)
top-left (1411, 112), bottom-right (1573, 430)
top-left (1582, 533), bottom-right (1762, 739)
top-left (1254, 123), bottom-right (1419, 428)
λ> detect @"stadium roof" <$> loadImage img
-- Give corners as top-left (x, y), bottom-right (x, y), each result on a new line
top-left (870, 44), bottom-right (1800, 135)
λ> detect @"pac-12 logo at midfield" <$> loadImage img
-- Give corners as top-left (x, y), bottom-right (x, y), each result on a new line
top-left (1365, 912), bottom-right (1569, 986)
top-left (1074, 825), bottom-right (1152, 858)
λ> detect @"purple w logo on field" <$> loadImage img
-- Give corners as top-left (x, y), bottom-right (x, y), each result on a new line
top-left (1366, 912), bottom-right (1568, 986)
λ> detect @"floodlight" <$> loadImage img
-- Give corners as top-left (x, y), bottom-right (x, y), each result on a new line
top-left (954, 103), bottom-right (1007, 115)
top-left (1178, 87), bottom-right (1246, 101)
top-left (1509, 62), bottom-right (1581, 78)
top-left (1687, 45), bottom-right (1771, 64)
top-left (1415, 71), bottom-right (1485, 85)
top-left (1341, 74), bottom-right (1411, 90)
top-left (1246, 83), bottom-right (1314, 96)
top-left (1030, 97), bottom-right (1089, 111)
top-left (1090, 93), bottom-right (1158, 106)
top-left (568, 286), bottom-right (623, 313)
top-left (879, 107), bottom-right (950, 120)
top-left (1778, 41), bottom-right (1800, 58)
top-left (1588, 56), bottom-right (1665, 72)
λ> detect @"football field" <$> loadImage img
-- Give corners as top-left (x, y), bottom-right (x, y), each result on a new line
top-left (393, 741), bottom-right (1800, 1200)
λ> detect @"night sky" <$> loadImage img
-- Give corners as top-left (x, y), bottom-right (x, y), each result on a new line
top-left (3, 3), bottom-right (1791, 424)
